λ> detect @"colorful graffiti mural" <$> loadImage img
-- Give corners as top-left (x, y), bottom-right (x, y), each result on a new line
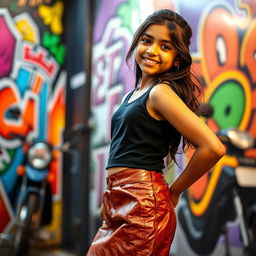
top-left (91, 0), bottom-right (256, 255)
top-left (176, 1), bottom-right (256, 255)
top-left (0, 0), bottom-right (66, 241)
top-left (91, 2), bottom-right (133, 209)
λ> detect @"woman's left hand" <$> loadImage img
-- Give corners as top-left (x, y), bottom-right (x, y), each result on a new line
top-left (169, 185), bottom-right (180, 208)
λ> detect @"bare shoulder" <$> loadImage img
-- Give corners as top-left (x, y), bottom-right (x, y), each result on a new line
top-left (149, 83), bottom-right (181, 104)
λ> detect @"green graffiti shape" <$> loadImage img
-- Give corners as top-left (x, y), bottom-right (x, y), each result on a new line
top-left (117, 0), bottom-right (140, 33)
top-left (10, 2), bottom-right (17, 11)
top-left (209, 81), bottom-right (245, 129)
top-left (42, 31), bottom-right (66, 65)
top-left (0, 149), bottom-right (16, 175)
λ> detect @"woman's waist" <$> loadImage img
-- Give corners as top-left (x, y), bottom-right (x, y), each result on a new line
top-left (106, 158), bottom-right (165, 173)
top-left (106, 167), bottom-right (165, 188)
top-left (107, 167), bottom-right (127, 177)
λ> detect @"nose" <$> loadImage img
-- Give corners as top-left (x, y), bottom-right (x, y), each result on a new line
top-left (146, 44), bottom-right (158, 55)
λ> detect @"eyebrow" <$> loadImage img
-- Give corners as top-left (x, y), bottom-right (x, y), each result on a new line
top-left (142, 33), bottom-right (172, 44)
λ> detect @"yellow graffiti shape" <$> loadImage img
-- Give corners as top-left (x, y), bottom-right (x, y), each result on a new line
top-left (38, 1), bottom-right (64, 35)
top-left (15, 18), bottom-right (37, 43)
top-left (188, 155), bottom-right (238, 216)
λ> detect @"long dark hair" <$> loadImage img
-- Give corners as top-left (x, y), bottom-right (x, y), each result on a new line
top-left (126, 9), bottom-right (204, 164)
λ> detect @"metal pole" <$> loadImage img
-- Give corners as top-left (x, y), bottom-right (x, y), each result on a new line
top-left (79, 0), bottom-right (94, 253)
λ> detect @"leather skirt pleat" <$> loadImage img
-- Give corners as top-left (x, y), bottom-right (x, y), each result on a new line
top-left (86, 168), bottom-right (176, 256)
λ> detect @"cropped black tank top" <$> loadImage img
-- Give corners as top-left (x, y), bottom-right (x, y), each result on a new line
top-left (106, 85), bottom-right (178, 172)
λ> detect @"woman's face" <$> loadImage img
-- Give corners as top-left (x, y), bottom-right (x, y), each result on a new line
top-left (135, 23), bottom-right (178, 82)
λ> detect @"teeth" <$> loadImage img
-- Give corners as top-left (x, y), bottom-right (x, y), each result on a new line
top-left (144, 57), bottom-right (158, 64)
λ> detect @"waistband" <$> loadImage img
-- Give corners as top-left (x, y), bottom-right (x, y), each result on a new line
top-left (106, 168), bottom-right (165, 189)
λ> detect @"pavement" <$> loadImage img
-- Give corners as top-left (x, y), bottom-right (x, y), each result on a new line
top-left (0, 240), bottom-right (77, 256)
top-left (29, 249), bottom-right (77, 256)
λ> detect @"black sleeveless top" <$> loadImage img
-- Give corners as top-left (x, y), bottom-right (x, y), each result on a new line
top-left (106, 85), bottom-right (178, 172)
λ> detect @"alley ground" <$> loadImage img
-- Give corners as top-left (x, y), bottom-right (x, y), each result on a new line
top-left (0, 241), bottom-right (77, 256)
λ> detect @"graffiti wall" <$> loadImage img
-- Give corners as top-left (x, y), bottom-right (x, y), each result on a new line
top-left (0, 0), bottom-right (66, 243)
top-left (91, 0), bottom-right (256, 255)
top-left (176, 1), bottom-right (256, 255)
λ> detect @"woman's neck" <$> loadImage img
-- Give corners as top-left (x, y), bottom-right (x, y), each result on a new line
top-left (139, 77), bottom-right (155, 90)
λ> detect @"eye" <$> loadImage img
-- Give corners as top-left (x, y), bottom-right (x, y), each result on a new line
top-left (161, 44), bottom-right (171, 50)
top-left (141, 38), bottom-right (151, 44)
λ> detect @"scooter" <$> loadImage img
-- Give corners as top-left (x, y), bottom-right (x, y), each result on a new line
top-left (177, 103), bottom-right (256, 256)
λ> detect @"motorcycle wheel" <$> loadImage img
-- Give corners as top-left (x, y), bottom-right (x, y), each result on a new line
top-left (244, 215), bottom-right (256, 256)
top-left (13, 193), bottom-right (38, 256)
top-left (249, 215), bottom-right (256, 256)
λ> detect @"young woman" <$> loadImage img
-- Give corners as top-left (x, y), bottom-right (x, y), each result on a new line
top-left (87, 9), bottom-right (225, 256)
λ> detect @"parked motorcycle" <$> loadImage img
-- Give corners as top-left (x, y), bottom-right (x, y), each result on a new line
top-left (0, 107), bottom-right (80, 256)
top-left (178, 103), bottom-right (256, 256)
top-left (13, 140), bottom-right (54, 256)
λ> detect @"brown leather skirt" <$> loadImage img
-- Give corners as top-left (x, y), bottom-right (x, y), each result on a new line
top-left (86, 168), bottom-right (176, 256)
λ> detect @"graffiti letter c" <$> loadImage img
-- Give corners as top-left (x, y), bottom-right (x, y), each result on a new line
top-left (0, 79), bottom-right (36, 140)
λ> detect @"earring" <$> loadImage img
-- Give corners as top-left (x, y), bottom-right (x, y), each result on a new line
top-left (176, 65), bottom-right (179, 71)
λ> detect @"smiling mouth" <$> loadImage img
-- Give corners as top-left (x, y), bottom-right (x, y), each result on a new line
top-left (143, 57), bottom-right (160, 65)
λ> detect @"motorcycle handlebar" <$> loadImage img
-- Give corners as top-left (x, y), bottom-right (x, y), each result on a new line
top-left (197, 103), bottom-right (214, 118)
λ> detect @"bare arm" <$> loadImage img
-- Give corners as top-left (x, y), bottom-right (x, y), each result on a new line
top-left (149, 84), bottom-right (226, 207)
